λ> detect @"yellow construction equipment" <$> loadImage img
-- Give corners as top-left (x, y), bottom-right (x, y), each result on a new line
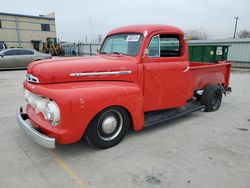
top-left (42, 38), bottom-right (64, 56)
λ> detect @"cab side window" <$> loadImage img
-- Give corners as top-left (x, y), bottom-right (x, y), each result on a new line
top-left (148, 35), bottom-right (181, 57)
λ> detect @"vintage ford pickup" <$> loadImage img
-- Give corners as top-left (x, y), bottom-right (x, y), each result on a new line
top-left (17, 25), bottom-right (231, 149)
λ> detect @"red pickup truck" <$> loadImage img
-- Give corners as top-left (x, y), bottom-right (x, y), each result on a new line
top-left (17, 25), bottom-right (231, 149)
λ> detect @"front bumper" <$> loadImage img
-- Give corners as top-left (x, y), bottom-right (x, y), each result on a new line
top-left (16, 107), bottom-right (55, 149)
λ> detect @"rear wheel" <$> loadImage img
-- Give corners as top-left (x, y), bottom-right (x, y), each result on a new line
top-left (201, 85), bottom-right (223, 112)
top-left (84, 106), bottom-right (130, 149)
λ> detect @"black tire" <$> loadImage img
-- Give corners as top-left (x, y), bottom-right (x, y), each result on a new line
top-left (201, 85), bottom-right (223, 112)
top-left (84, 106), bottom-right (130, 149)
top-left (194, 92), bottom-right (202, 101)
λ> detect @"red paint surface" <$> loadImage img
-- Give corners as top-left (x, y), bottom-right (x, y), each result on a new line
top-left (24, 25), bottom-right (231, 144)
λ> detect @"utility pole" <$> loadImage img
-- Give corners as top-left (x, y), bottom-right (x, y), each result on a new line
top-left (98, 35), bottom-right (102, 43)
top-left (233, 16), bottom-right (239, 38)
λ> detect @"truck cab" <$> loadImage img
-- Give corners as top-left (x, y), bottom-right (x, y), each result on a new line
top-left (17, 25), bottom-right (231, 149)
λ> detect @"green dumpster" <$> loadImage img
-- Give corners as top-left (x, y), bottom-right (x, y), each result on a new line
top-left (188, 44), bottom-right (229, 63)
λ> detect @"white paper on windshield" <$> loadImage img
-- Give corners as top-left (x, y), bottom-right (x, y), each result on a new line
top-left (126, 35), bottom-right (140, 42)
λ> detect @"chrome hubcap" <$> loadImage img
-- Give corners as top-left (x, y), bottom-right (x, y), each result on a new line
top-left (101, 116), bottom-right (118, 134)
top-left (97, 110), bottom-right (123, 141)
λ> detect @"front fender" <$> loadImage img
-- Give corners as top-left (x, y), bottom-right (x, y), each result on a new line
top-left (24, 81), bottom-right (144, 144)
top-left (76, 81), bottom-right (144, 132)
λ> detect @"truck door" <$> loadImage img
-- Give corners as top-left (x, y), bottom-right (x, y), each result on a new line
top-left (142, 33), bottom-right (190, 112)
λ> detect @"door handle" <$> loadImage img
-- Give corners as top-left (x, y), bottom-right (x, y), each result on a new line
top-left (183, 66), bottom-right (190, 73)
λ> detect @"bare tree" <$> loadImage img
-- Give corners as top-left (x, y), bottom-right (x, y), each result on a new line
top-left (185, 29), bottom-right (211, 40)
top-left (237, 30), bottom-right (250, 38)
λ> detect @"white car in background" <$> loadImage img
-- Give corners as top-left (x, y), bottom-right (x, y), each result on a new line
top-left (0, 48), bottom-right (51, 69)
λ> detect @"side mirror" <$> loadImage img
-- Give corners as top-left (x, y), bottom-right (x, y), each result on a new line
top-left (96, 48), bottom-right (99, 55)
top-left (0, 54), bottom-right (4, 58)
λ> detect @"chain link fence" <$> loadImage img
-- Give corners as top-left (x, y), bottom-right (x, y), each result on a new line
top-left (61, 43), bottom-right (102, 56)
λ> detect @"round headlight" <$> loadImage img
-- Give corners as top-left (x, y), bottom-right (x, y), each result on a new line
top-left (35, 98), bottom-right (49, 113)
top-left (28, 94), bottom-right (40, 107)
top-left (45, 102), bottom-right (53, 120)
top-left (45, 101), bottom-right (60, 124)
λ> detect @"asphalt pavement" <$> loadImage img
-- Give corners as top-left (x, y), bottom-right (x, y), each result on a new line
top-left (0, 70), bottom-right (249, 188)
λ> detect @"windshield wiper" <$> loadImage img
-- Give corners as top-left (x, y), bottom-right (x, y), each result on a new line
top-left (100, 51), bottom-right (126, 56)
top-left (109, 51), bottom-right (125, 56)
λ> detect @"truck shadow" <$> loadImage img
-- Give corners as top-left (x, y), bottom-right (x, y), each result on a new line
top-left (54, 111), bottom-right (203, 154)
top-left (128, 111), bottom-right (202, 137)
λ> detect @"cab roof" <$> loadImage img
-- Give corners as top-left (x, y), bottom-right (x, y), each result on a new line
top-left (108, 24), bottom-right (184, 36)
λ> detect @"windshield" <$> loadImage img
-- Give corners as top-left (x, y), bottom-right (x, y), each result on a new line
top-left (100, 33), bottom-right (143, 56)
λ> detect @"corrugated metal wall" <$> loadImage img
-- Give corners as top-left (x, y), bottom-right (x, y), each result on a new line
top-left (227, 42), bottom-right (250, 62)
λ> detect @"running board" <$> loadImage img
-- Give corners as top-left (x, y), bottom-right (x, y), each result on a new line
top-left (144, 102), bottom-right (205, 127)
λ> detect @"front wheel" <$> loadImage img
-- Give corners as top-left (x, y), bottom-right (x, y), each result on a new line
top-left (84, 106), bottom-right (130, 149)
top-left (201, 85), bottom-right (223, 112)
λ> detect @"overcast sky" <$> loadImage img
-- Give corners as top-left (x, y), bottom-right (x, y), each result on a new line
top-left (1, 0), bottom-right (250, 42)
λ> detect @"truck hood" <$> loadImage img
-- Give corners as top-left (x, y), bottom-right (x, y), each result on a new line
top-left (27, 55), bottom-right (138, 84)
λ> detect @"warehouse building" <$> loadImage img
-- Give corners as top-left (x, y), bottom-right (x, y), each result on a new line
top-left (0, 12), bottom-right (56, 51)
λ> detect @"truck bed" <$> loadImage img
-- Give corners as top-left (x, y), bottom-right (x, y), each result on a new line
top-left (189, 61), bottom-right (231, 91)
